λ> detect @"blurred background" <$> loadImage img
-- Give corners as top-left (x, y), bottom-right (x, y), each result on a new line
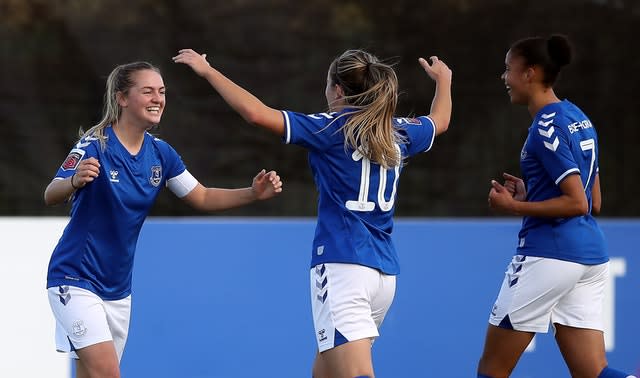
top-left (1, 0), bottom-right (638, 218)
top-left (2, 1), bottom-right (639, 377)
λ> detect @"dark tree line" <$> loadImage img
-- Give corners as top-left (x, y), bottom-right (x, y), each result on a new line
top-left (1, 0), bottom-right (638, 216)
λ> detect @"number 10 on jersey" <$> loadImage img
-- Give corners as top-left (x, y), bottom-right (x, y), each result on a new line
top-left (345, 146), bottom-right (400, 213)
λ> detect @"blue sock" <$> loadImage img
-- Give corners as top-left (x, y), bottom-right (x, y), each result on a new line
top-left (477, 375), bottom-right (493, 378)
top-left (354, 376), bottom-right (372, 378)
top-left (598, 366), bottom-right (636, 378)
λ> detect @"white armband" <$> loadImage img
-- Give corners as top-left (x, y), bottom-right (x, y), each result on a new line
top-left (167, 170), bottom-right (198, 198)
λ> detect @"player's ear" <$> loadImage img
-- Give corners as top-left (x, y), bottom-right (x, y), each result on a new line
top-left (335, 84), bottom-right (345, 99)
top-left (525, 67), bottom-right (536, 81)
top-left (116, 91), bottom-right (128, 107)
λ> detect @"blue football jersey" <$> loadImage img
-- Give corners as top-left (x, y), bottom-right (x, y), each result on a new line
top-left (283, 109), bottom-right (436, 274)
top-left (517, 100), bottom-right (607, 264)
top-left (47, 126), bottom-right (187, 300)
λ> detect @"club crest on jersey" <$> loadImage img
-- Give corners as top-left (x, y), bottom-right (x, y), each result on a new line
top-left (61, 148), bottom-right (85, 171)
top-left (149, 165), bottom-right (162, 187)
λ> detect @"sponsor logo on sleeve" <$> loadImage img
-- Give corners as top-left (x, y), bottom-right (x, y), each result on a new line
top-left (61, 149), bottom-right (86, 171)
top-left (396, 117), bottom-right (422, 126)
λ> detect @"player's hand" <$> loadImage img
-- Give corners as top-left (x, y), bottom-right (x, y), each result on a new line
top-left (73, 157), bottom-right (100, 189)
top-left (418, 56), bottom-right (452, 83)
top-left (172, 49), bottom-right (212, 77)
top-left (251, 169), bottom-right (283, 200)
top-left (488, 179), bottom-right (516, 214)
top-left (502, 172), bottom-right (526, 201)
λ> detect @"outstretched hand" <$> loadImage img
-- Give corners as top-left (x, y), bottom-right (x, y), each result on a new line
top-left (418, 56), bottom-right (452, 83)
top-left (172, 49), bottom-right (211, 77)
top-left (252, 169), bottom-right (283, 200)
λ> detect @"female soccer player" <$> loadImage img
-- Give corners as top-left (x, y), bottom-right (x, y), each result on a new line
top-left (45, 61), bottom-right (283, 378)
top-left (478, 35), bottom-right (636, 378)
top-left (174, 48), bottom-right (452, 378)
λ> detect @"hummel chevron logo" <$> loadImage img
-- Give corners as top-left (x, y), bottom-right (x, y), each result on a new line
top-left (58, 286), bottom-right (71, 305)
top-left (541, 112), bottom-right (556, 119)
top-left (315, 264), bottom-right (328, 303)
top-left (537, 119), bottom-right (553, 127)
top-left (538, 126), bottom-right (555, 138)
top-left (544, 137), bottom-right (559, 151)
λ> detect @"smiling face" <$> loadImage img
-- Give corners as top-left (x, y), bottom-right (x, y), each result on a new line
top-left (501, 49), bottom-right (532, 106)
top-left (118, 69), bottom-right (165, 128)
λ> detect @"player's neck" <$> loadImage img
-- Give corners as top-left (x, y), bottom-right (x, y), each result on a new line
top-left (112, 121), bottom-right (145, 155)
top-left (527, 87), bottom-right (561, 117)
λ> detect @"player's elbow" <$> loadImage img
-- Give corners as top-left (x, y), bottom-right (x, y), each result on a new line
top-left (43, 185), bottom-right (58, 206)
top-left (432, 114), bottom-right (451, 135)
top-left (242, 105), bottom-right (270, 127)
top-left (573, 197), bottom-right (589, 216)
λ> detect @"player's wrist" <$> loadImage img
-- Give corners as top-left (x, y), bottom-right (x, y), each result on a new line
top-left (70, 174), bottom-right (80, 190)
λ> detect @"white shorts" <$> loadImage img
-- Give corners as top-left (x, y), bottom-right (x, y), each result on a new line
top-left (489, 255), bottom-right (608, 333)
top-left (47, 286), bottom-right (131, 361)
top-left (310, 263), bottom-right (396, 352)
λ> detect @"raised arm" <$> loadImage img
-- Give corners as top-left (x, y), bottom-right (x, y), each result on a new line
top-left (418, 56), bottom-right (452, 136)
top-left (173, 49), bottom-right (285, 136)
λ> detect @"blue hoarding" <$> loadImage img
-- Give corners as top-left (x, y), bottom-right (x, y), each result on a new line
top-left (120, 219), bottom-right (639, 377)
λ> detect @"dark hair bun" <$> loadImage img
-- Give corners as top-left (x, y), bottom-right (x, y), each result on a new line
top-left (547, 34), bottom-right (572, 67)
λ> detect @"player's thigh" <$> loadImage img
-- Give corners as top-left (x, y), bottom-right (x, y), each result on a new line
top-left (310, 263), bottom-right (393, 352)
top-left (75, 340), bottom-right (120, 378)
top-left (478, 324), bottom-right (535, 376)
top-left (555, 324), bottom-right (607, 378)
top-left (553, 263), bottom-right (609, 378)
top-left (489, 256), bottom-right (585, 333)
top-left (47, 286), bottom-right (131, 361)
top-left (552, 262), bottom-right (608, 332)
top-left (314, 338), bottom-right (374, 378)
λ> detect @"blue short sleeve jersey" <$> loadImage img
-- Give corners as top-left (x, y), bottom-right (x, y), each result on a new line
top-left (47, 126), bottom-right (187, 300)
top-left (282, 109), bottom-right (436, 274)
top-left (518, 100), bottom-right (607, 264)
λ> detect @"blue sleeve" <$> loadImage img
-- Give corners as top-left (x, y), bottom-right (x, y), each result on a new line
top-left (155, 138), bottom-right (186, 182)
top-left (282, 110), bottom-right (339, 151)
top-left (530, 121), bottom-right (579, 185)
top-left (54, 138), bottom-right (100, 179)
top-left (395, 116), bottom-right (436, 157)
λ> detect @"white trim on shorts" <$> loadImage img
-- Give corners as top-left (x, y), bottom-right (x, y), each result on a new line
top-left (310, 263), bottom-right (396, 352)
top-left (47, 286), bottom-right (131, 361)
top-left (489, 255), bottom-right (608, 333)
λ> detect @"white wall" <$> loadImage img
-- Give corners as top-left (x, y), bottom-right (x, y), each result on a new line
top-left (0, 218), bottom-right (70, 377)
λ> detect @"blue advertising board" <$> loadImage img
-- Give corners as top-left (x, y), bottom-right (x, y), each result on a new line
top-left (120, 219), bottom-right (639, 377)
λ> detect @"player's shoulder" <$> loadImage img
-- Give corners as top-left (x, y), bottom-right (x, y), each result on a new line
top-left (393, 116), bottom-right (429, 127)
top-left (148, 132), bottom-right (171, 147)
top-left (147, 132), bottom-right (180, 157)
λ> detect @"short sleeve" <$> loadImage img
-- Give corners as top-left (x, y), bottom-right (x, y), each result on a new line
top-left (53, 137), bottom-right (100, 179)
top-left (395, 116), bottom-right (436, 157)
top-left (530, 122), bottom-right (579, 185)
top-left (282, 110), bottom-right (340, 151)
